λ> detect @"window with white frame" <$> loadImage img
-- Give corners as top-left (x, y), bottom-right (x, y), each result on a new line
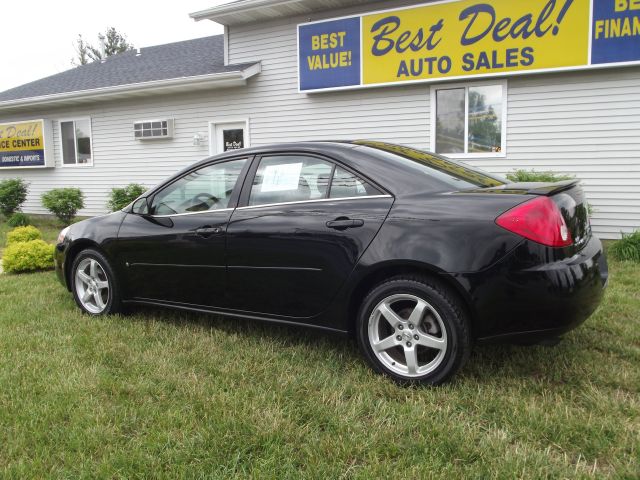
top-left (431, 81), bottom-right (506, 157)
top-left (60, 118), bottom-right (93, 165)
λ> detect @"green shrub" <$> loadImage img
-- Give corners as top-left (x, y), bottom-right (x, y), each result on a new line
top-left (2, 239), bottom-right (54, 273)
top-left (0, 178), bottom-right (28, 218)
top-left (42, 188), bottom-right (84, 225)
top-left (107, 183), bottom-right (147, 212)
top-left (6, 225), bottom-right (42, 246)
top-left (609, 231), bottom-right (640, 263)
top-left (7, 212), bottom-right (31, 227)
top-left (506, 170), bottom-right (574, 183)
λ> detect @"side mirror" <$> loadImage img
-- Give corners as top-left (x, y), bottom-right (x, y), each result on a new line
top-left (131, 197), bottom-right (150, 216)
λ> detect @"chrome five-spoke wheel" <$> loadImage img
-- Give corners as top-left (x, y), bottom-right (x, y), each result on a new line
top-left (368, 294), bottom-right (448, 378)
top-left (74, 258), bottom-right (110, 314)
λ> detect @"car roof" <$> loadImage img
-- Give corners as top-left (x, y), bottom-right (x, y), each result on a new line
top-left (167, 141), bottom-right (503, 198)
top-left (205, 141), bottom-right (359, 161)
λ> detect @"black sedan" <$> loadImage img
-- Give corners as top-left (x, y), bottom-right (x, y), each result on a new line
top-left (55, 141), bottom-right (608, 384)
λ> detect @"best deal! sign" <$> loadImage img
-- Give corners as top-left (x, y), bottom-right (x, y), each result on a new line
top-left (298, 0), bottom-right (640, 91)
top-left (0, 120), bottom-right (53, 168)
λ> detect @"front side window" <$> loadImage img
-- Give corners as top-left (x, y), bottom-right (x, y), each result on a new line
top-left (151, 158), bottom-right (246, 215)
top-left (249, 155), bottom-right (381, 207)
top-left (61, 119), bottom-right (93, 165)
top-left (433, 83), bottom-right (505, 157)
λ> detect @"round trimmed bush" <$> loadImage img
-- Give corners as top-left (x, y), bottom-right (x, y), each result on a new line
top-left (2, 239), bottom-right (54, 273)
top-left (7, 212), bottom-right (31, 227)
top-left (108, 183), bottom-right (147, 212)
top-left (6, 225), bottom-right (42, 246)
top-left (0, 178), bottom-right (28, 218)
top-left (42, 188), bottom-right (84, 225)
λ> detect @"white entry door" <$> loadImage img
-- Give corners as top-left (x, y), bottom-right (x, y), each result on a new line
top-left (210, 121), bottom-right (249, 155)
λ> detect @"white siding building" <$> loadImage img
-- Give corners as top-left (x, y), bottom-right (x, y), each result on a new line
top-left (0, 0), bottom-right (638, 238)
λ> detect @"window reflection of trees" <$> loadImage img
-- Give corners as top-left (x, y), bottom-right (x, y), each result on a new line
top-left (468, 86), bottom-right (502, 153)
top-left (435, 85), bottom-right (503, 154)
top-left (435, 88), bottom-right (465, 154)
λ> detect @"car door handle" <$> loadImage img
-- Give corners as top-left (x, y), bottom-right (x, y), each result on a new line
top-left (195, 226), bottom-right (223, 237)
top-left (326, 218), bottom-right (364, 230)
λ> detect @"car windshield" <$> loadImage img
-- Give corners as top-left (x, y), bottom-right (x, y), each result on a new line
top-left (354, 140), bottom-right (506, 189)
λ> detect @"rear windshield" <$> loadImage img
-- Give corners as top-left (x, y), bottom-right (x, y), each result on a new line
top-left (354, 141), bottom-right (506, 190)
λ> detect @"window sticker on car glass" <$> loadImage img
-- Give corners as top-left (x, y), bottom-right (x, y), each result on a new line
top-left (261, 163), bottom-right (303, 192)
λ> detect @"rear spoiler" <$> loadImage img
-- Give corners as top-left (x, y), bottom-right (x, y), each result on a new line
top-left (462, 180), bottom-right (580, 196)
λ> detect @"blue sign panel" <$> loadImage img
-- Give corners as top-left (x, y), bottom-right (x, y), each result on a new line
top-left (0, 150), bottom-right (45, 168)
top-left (298, 17), bottom-right (361, 91)
top-left (592, 0), bottom-right (640, 64)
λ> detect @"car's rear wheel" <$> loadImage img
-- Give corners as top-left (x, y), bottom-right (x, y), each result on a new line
top-left (356, 275), bottom-right (471, 385)
top-left (71, 249), bottom-right (122, 316)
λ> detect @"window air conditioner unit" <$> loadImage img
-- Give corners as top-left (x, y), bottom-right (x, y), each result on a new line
top-left (133, 119), bottom-right (174, 140)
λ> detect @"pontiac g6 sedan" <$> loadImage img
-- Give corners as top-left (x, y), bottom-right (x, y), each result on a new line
top-left (55, 141), bottom-right (608, 385)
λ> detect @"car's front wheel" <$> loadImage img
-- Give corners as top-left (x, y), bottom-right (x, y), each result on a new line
top-left (71, 249), bottom-right (122, 316)
top-left (356, 275), bottom-right (471, 385)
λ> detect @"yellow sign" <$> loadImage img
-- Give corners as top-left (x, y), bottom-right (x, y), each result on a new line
top-left (362, 0), bottom-right (590, 85)
top-left (0, 120), bottom-right (49, 168)
top-left (0, 121), bottom-right (43, 152)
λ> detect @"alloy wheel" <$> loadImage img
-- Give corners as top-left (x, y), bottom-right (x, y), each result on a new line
top-left (368, 294), bottom-right (448, 378)
top-left (74, 258), bottom-right (110, 314)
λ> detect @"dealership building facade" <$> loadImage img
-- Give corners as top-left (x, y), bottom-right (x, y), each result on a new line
top-left (0, 0), bottom-right (638, 239)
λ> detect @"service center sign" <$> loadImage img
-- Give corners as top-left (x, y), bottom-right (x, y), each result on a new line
top-left (0, 120), bottom-right (53, 168)
top-left (298, 0), bottom-right (640, 91)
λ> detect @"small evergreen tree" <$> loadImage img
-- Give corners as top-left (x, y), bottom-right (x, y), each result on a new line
top-left (72, 35), bottom-right (90, 66)
top-left (72, 28), bottom-right (134, 66)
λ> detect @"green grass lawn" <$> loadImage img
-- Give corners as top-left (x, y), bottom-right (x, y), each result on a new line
top-left (0, 219), bottom-right (638, 478)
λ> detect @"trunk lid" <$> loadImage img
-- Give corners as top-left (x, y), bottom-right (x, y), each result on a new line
top-left (548, 182), bottom-right (591, 247)
top-left (467, 180), bottom-right (591, 247)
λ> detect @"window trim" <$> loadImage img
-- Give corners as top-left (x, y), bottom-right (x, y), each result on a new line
top-left (236, 195), bottom-right (393, 211)
top-left (59, 117), bottom-right (94, 167)
top-left (429, 79), bottom-right (508, 160)
top-left (152, 207), bottom-right (236, 219)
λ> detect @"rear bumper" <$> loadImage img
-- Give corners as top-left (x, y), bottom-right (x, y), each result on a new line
top-left (456, 235), bottom-right (608, 342)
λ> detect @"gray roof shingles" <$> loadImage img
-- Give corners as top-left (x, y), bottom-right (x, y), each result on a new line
top-left (0, 35), bottom-right (257, 103)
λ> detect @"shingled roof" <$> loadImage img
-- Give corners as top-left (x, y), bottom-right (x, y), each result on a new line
top-left (0, 35), bottom-right (260, 109)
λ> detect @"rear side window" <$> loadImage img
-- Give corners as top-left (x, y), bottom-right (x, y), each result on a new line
top-left (249, 155), bottom-right (333, 206)
top-left (249, 155), bottom-right (382, 207)
top-left (330, 166), bottom-right (381, 199)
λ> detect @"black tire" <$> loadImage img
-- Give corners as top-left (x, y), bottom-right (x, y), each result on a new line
top-left (356, 275), bottom-right (471, 385)
top-left (70, 248), bottom-right (123, 316)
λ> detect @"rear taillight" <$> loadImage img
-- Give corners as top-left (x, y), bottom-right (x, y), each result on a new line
top-left (496, 196), bottom-right (573, 247)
